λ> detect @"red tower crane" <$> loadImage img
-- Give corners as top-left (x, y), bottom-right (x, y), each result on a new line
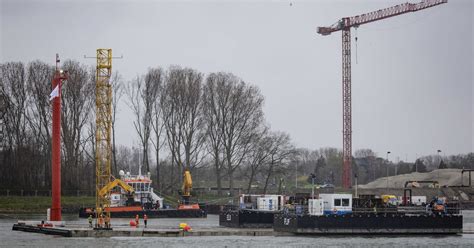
top-left (317, 0), bottom-right (447, 189)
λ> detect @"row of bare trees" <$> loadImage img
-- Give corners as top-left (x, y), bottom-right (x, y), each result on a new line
top-left (0, 60), bottom-right (296, 194)
top-left (3, 59), bottom-right (470, 194)
top-left (124, 67), bottom-right (295, 195)
top-left (0, 61), bottom-right (96, 190)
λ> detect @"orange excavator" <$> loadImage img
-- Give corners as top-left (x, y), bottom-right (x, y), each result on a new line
top-left (178, 169), bottom-right (200, 210)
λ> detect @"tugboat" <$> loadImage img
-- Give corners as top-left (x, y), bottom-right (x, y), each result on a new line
top-left (274, 193), bottom-right (463, 235)
top-left (79, 169), bottom-right (206, 218)
top-left (219, 194), bottom-right (285, 228)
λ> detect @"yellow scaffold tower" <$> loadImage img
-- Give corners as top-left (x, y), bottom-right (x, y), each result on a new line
top-left (95, 49), bottom-right (112, 229)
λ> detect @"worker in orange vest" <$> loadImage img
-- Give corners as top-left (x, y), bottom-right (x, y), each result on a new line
top-left (98, 214), bottom-right (104, 228)
top-left (135, 214), bottom-right (140, 227)
top-left (105, 214), bottom-right (110, 229)
top-left (144, 214), bottom-right (148, 228)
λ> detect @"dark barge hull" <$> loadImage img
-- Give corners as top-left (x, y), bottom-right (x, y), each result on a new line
top-left (13, 223), bottom-right (72, 237)
top-left (79, 208), bottom-right (207, 218)
top-left (274, 213), bottom-right (463, 235)
top-left (219, 209), bottom-right (279, 228)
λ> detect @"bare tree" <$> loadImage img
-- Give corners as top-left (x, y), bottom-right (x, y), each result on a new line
top-left (145, 68), bottom-right (166, 191)
top-left (26, 61), bottom-right (54, 187)
top-left (60, 60), bottom-right (95, 189)
top-left (203, 73), bottom-right (226, 195)
top-left (161, 80), bottom-right (181, 191)
top-left (82, 120), bottom-right (96, 189)
top-left (127, 72), bottom-right (157, 174)
top-left (161, 66), bottom-right (206, 190)
top-left (354, 149), bottom-right (376, 158)
top-left (110, 71), bottom-right (124, 175)
top-left (1, 62), bottom-right (28, 150)
top-left (262, 131), bottom-right (294, 194)
top-left (244, 126), bottom-right (271, 194)
top-left (0, 62), bottom-right (29, 187)
top-left (115, 145), bottom-right (133, 173)
top-left (208, 73), bottom-right (264, 195)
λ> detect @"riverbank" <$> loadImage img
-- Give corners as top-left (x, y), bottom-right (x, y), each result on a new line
top-left (0, 194), bottom-right (231, 214)
top-left (0, 196), bottom-right (94, 214)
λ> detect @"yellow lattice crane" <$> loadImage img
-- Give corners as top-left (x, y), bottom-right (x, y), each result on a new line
top-left (95, 49), bottom-right (113, 229)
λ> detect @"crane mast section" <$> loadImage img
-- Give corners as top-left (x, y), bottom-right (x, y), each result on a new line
top-left (95, 49), bottom-right (113, 222)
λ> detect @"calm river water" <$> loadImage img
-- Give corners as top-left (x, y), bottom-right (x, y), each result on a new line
top-left (1, 212), bottom-right (474, 247)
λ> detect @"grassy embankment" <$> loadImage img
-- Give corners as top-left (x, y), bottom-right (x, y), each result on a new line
top-left (0, 175), bottom-right (344, 214)
top-left (0, 196), bottom-right (95, 214)
top-left (0, 194), bottom-right (235, 213)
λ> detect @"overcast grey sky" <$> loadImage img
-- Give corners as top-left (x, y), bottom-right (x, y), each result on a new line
top-left (1, 0), bottom-right (472, 161)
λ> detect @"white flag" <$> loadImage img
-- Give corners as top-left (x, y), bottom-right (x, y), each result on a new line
top-left (49, 85), bottom-right (59, 101)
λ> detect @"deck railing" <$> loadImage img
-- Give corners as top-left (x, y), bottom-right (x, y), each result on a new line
top-left (280, 204), bottom-right (462, 216)
top-left (0, 189), bottom-right (95, 197)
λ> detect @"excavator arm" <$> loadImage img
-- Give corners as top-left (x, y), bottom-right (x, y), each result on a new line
top-left (178, 169), bottom-right (200, 209)
top-left (98, 178), bottom-right (134, 198)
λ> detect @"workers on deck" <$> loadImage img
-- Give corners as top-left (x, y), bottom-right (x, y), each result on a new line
top-left (144, 214), bottom-right (148, 228)
top-left (88, 215), bottom-right (93, 228)
top-left (105, 214), bottom-right (110, 229)
top-left (135, 214), bottom-right (140, 227)
top-left (98, 214), bottom-right (104, 228)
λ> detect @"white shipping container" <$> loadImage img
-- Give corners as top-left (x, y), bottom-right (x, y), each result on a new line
top-left (308, 199), bottom-right (324, 216)
top-left (398, 196), bottom-right (427, 206)
top-left (257, 196), bottom-right (278, 211)
top-left (257, 195), bottom-right (282, 211)
top-left (319, 193), bottom-right (352, 214)
top-left (411, 196), bottom-right (426, 206)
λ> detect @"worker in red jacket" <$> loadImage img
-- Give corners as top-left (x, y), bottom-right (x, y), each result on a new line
top-left (144, 214), bottom-right (148, 228)
top-left (135, 214), bottom-right (140, 227)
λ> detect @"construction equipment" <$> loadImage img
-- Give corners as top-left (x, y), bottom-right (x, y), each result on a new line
top-left (98, 178), bottom-right (135, 198)
top-left (95, 49), bottom-right (113, 228)
top-left (178, 169), bottom-right (200, 210)
top-left (181, 170), bottom-right (193, 204)
top-left (404, 180), bottom-right (440, 188)
top-left (381, 194), bottom-right (398, 206)
top-left (317, 0), bottom-right (447, 189)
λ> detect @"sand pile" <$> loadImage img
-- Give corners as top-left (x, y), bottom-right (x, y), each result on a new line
top-left (359, 169), bottom-right (468, 188)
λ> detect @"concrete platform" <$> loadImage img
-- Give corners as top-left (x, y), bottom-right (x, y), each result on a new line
top-left (12, 221), bottom-right (473, 237)
top-left (463, 223), bottom-right (474, 234)
top-left (12, 223), bottom-right (276, 238)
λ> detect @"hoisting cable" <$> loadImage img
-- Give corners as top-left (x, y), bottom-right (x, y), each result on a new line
top-left (355, 27), bottom-right (358, 64)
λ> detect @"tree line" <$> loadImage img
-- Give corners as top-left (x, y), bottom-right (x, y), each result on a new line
top-left (1, 60), bottom-right (473, 195)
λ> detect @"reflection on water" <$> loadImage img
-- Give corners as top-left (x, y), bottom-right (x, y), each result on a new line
top-left (1, 212), bottom-right (474, 248)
